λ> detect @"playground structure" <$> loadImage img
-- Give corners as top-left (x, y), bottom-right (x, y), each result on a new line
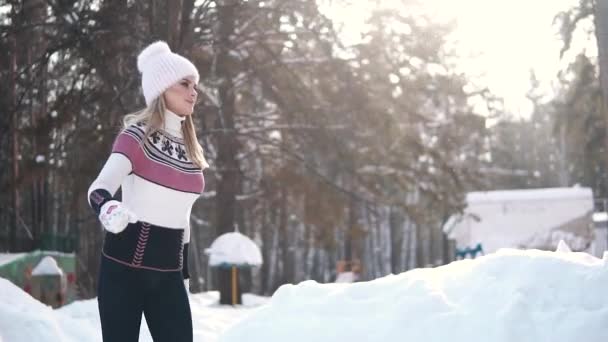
top-left (0, 251), bottom-right (76, 307)
top-left (206, 231), bottom-right (263, 305)
top-left (455, 243), bottom-right (485, 260)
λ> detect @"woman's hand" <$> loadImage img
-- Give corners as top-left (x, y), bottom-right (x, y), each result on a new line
top-left (99, 200), bottom-right (138, 234)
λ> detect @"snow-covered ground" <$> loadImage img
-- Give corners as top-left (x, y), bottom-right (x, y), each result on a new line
top-left (1, 246), bottom-right (607, 342)
top-left (223, 247), bottom-right (608, 342)
top-left (0, 279), bottom-right (268, 342)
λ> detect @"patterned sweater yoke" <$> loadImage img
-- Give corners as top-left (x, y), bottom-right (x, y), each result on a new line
top-left (88, 110), bottom-right (205, 244)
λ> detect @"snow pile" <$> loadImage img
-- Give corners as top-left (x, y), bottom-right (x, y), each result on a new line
top-left (0, 278), bottom-right (97, 342)
top-left (525, 229), bottom-right (590, 252)
top-left (334, 272), bottom-right (358, 283)
top-left (206, 232), bottom-right (263, 267)
top-left (2, 247), bottom-right (608, 342)
top-left (220, 248), bottom-right (608, 342)
top-left (593, 212), bottom-right (608, 222)
top-left (0, 253), bottom-right (25, 267)
top-left (0, 277), bottom-right (268, 342)
top-left (32, 256), bottom-right (64, 276)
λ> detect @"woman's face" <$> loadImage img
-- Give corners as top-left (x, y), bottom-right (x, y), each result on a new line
top-left (163, 76), bottom-right (198, 116)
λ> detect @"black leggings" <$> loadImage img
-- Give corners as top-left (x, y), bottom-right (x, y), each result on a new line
top-left (97, 256), bottom-right (193, 342)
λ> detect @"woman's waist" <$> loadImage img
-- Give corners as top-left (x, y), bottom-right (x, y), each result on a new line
top-left (102, 221), bottom-right (185, 271)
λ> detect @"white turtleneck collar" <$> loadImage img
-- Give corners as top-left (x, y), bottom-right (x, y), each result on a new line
top-left (163, 109), bottom-right (186, 137)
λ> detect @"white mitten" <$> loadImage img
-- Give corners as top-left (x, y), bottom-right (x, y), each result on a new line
top-left (99, 200), bottom-right (138, 234)
top-left (184, 279), bottom-right (190, 292)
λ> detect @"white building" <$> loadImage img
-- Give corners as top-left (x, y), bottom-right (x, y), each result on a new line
top-left (443, 187), bottom-right (595, 254)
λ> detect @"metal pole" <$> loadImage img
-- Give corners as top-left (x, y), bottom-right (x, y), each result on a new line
top-left (231, 265), bottom-right (237, 305)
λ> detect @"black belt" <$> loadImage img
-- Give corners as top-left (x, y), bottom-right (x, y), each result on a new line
top-left (102, 222), bottom-right (185, 272)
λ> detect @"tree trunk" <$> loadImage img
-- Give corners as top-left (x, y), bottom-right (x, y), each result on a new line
top-left (260, 202), bottom-right (272, 294)
top-left (303, 223), bottom-right (313, 280)
top-left (415, 219), bottom-right (423, 268)
top-left (9, 30), bottom-right (19, 252)
top-left (345, 196), bottom-right (361, 275)
top-left (595, 0), bottom-right (608, 177)
top-left (167, 0), bottom-right (184, 46)
top-left (214, 0), bottom-right (241, 305)
top-left (279, 188), bottom-right (295, 284)
top-left (30, 0), bottom-right (47, 249)
top-left (404, 219), bottom-right (413, 270)
top-left (558, 124), bottom-right (569, 186)
top-left (389, 206), bottom-right (403, 273)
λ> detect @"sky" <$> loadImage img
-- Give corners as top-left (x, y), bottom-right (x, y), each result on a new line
top-left (320, 0), bottom-right (594, 119)
top-left (2, 246), bottom-right (607, 341)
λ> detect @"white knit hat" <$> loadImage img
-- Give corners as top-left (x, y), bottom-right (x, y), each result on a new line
top-left (137, 41), bottom-right (200, 106)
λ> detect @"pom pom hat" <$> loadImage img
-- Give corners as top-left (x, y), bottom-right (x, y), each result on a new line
top-left (137, 41), bottom-right (200, 106)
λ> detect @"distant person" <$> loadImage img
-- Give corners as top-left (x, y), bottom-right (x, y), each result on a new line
top-left (87, 41), bottom-right (209, 342)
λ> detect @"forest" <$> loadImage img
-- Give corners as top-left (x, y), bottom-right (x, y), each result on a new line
top-left (1, 0), bottom-right (607, 298)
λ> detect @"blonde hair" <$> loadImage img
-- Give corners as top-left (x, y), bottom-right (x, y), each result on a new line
top-left (123, 96), bottom-right (209, 169)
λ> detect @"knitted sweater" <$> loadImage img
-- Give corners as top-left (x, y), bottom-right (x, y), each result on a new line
top-left (88, 110), bottom-right (205, 271)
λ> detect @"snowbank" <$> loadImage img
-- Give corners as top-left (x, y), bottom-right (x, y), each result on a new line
top-left (220, 248), bottom-right (608, 342)
top-left (32, 256), bottom-right (64, 276)
top-left (0, 277), bottom-right (268, 342)
top-left (206, 232), bottom-right (263, 267)
top-left (2, 248), bottom-right (607, 342)
top-left (0, 278), bottom-right (98, 342)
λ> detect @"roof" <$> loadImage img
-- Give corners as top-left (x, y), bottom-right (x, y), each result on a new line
top-left (466, 187), bottom-right (592, 204)
top-left (0, 253), bottom-right (26, 267)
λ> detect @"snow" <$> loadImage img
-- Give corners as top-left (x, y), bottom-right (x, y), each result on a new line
top-left (222, 248), bottom-right (608, 342)
top-left (525, 230), bottom-right (589, 251)
top-left (31, 256), bottom-right (64, 276)
top-left (556, 239), bottom-right (572, 253)
top-left (0, 253), bottom-right (25, 267)
top-left (0, 251), bottom-right (76, 269)
top-left (0, 278), bottom-right (98, 342)
top-left (466, 186), bottom-right (592, 203)
top-left (2, 247), bottom-right (608, 341)
top-left (334, 271), bottom-right (358, 283)
top-left (0, 277), bottom-right (268, 342)
top-left (593, 212), bottom-right (608, 222)
top-left (206, 232), bottom-right (263, 267)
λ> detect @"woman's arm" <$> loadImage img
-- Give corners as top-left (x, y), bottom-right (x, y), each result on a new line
top-left (87, 153), bottom-right (133, 215)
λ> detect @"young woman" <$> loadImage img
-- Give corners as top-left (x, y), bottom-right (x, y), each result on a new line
top-left (87, 41), bottom-right (209, 342)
